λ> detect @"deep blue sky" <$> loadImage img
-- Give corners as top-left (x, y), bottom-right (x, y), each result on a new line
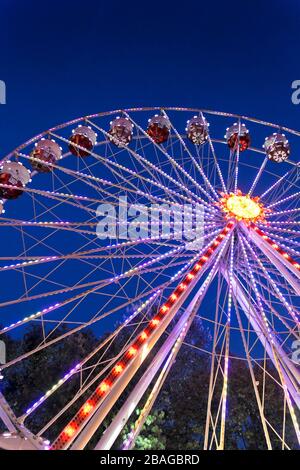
top-left (1, 0), bottom-right (300, 154)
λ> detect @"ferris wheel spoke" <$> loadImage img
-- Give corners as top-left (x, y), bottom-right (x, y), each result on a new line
top-left (3, 236), bottom-right (113, 298)
top-left (200, 111), bottom-right (227, 194)
top-left (0, 230), bottom-right (184, 262)
top-left (0, 219), bottom-right (219, 274)
top-left (15, 224), bottom-right (123, 293)
top-left (218, 235), bottom-right (234, 449)
top-left (1, 233), bottom-right (162, 306)
top-left (0, 224), bottom-right (181, 273)
top-left (237, 241), bottom-right (300, 356)
top-left (0, 225), bottom-right (221, 342)
top-left (232, 293), bottom-right (273, 449)
top-left (239, 236), bottom-right (282, 341)
top-left (0, 251), bottom-right (189, 272)
top-left (239, 268), bottom-right (300, 340)
top-left (261, 166), bottom-right (296, 199)
top-left (0, 227), bottom-right (206, 335)
top-left (24, 179), bottom-right (95, 223)
top-left (243, 264), bottom-right (300, 322)
top-left (267, 189), bottom-right (300, 210)
top-left (50, 130), bottom-right (184, 208)
top-left (5, 221), bottom-right (110, 298)
top-left (121, 112), bottom-right (214, 206)
top-left (262, 221), bottom-right (300, 228)
top-left (115, 113), bottom-right (218, 211)
top-left (23, 148), bottom-right (140, 199)
top-left (0, 179), bottom-right (101, 213)
top-left (0, 244), bottom-right (189, 317)
top-left (238, 270), bottom-right (300, 341)
top-left (229, 272), bottom-right (300, 444)
top-left (161, 110), bottom-right (220, 202)
top-left (248, 155), bottom-right (269, 196)
top-left (267, 208), bottom-right (300, 219)
top-left (69, 125), bottom-right (193, 207)
top-left (258, 222), bottom-right (300, 247)
top-left (232, 121), bottom-right (242, 194)
top-left (0, 263), bottom-right (184, 370)
top-left (227, 272), bottom-right (300, 412)
top-left (247, 224), bottom-right (300, 290)
top-left (0, 220), bottom-right (103, 238)
top-left (257, 227), bottom-right (300, 253)
top-left (240, 233), bottom-right (300, 326)
top-left (253, 240), bottom-right (300, 285)
top-left (50, 130), bottom-right (212, 213)
top-left (19, 193), bottom-right (197, 245)
top-left (204, 273), bottom-right (230, 450)
top-left (2, 204), bottom-right (215, 307)
top-left (21, 150), bottom-right (192, 213)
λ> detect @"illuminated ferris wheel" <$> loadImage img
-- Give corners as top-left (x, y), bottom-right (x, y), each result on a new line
top-left (0, 107), bottom-right (299, 450)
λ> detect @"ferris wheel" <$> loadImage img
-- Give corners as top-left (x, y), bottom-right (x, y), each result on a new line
top-left (0, 107), bottom-right (299, 450)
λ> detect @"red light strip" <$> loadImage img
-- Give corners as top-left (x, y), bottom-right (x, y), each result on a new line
top-left (50, 221), bottom-right (234, 450)
top-left (250, 223), bottom-right (300, 271)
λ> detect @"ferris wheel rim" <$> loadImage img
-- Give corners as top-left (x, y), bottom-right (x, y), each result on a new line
top-left (2, 106), bottom-right (300, 164)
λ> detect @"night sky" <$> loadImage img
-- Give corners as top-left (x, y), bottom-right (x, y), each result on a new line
top-left (0, 0), bottom-right (300, 155)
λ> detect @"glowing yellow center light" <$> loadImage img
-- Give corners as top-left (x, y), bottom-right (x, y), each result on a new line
top-left (219, 190), bottom-right (268, 223)
top-left (226, 194), bottom-right (261, 220)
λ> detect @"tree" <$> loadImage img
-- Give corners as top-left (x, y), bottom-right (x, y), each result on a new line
top-left (1, 324), bottom-right (98, 439)
top-left (121, 409), bottom-right (167, 450)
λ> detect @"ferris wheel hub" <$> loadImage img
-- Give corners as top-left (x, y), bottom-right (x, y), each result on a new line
top-left (219, 190), bottom-right (267, 222)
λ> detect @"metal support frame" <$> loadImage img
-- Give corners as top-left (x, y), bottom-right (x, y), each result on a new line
top-left (226, 273), bottom-right (300, 408)
top-left (70, 251), bottom-right (220, 450)
top-left (94, 268), bottom-right (217, 450)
